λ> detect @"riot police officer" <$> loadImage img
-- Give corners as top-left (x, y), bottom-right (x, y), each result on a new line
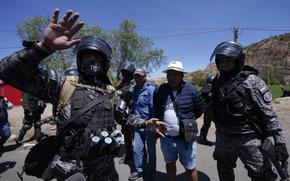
top-left (17, 92), bottom-right (46, 144)
top-left (210, 41), bottom-right (289, 181)
top-left (0, 10), bottom-right (166, 181)
top-left (197, 75), bottom-right (215, 146)
top-left (116, 62), bottom-right (136, 170)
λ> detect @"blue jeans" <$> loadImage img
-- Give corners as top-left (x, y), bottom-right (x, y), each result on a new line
top-left (0, 120), bottom-right (11, 146)
top-left (133, 128), bottom-right (157, 179)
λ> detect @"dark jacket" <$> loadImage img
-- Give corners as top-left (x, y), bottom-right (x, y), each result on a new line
top-left (153, 81), bottom-right (205, 121)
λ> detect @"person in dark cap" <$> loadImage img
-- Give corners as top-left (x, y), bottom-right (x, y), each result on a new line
top-left (129, 68), bottom-right (157, 181)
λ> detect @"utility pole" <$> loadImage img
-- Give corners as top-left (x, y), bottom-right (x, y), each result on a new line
top-left (267, 59), bottom-right (270, 85)
top-left (233, 26), bottom-right (239, 42)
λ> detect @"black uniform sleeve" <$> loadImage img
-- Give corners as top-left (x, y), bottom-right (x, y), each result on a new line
top-left (126, 114), bottom-right (147, 129)
top-left (0, 44), bottom-right (60, 103)
top-left (114, 89), bottom-right (147, 129)
top-left (192, 86), bottom-right (206, 119)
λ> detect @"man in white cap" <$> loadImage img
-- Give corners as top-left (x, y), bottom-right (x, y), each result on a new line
top-left (153, 60), bottom-right (205, 181)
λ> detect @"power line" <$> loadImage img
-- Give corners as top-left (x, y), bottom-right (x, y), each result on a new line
top-left (241, 26), bottom-right (290, 29)
top-left (138, 27), bottom-right (229, 31)
top-left (1, 26), bottom-right (290, 33)
top-left (0, 26), bottom-right (289, 49)
top-left (241, 28), bottom-right (290, 32)
top-left (149, 29), bottom-right (230, 38)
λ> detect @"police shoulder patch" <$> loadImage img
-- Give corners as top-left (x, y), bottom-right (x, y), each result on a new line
top-left (263, 91), bottom-right (272, 102)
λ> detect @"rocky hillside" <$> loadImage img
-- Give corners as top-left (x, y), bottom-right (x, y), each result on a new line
top-left (152, 33), bottom-right (290, 85)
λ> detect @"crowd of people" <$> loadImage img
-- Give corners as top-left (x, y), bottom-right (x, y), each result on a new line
top-left (0, 9), bottom-right (289, 181)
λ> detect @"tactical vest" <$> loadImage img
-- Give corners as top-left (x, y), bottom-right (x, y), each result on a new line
top-left (212, 68), bottom-right (257, 125)
top-left (55, 76), bottom-right (116, 135)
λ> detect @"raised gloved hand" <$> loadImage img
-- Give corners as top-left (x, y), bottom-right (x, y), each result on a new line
top-left (275, 143), bottom-right (289, 162)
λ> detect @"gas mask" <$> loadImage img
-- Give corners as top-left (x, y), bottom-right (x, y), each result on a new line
top-left (77, 51), bottom-right (106, 78)
top-left (80, 59), bottom-right (104, 77)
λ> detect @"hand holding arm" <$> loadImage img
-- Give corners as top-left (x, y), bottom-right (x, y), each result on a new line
top-left (37, 9), bottom-right (84, 52)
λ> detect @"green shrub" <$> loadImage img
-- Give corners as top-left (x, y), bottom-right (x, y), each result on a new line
top-left (268, 85), bottom-right (290, 99)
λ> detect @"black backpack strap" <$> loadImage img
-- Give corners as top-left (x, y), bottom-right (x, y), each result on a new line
top-left (169, 91), bottom-right (179, 119)
top-left (169, 91), bottom-right (185, 137)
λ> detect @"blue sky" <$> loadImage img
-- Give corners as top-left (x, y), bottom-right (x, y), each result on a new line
top-left (1, 0), bottom-right (290, 78)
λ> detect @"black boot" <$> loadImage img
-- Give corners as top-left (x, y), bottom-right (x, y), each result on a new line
top-left (0, 144), bottom-right (4, 157)
top-left (16, 130), bottom-right (26, 145)
top-left (34, 127), bottom-right (42, 141)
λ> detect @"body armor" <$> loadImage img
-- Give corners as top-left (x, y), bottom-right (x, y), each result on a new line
top-left (53, 79), bottom-right (118, 180)
top-left (212, 66), bottom-right (258, 134)
top-left (55, 76), bottom-right (116, 133)
top-left (69, 87), bottom-right (115, 133)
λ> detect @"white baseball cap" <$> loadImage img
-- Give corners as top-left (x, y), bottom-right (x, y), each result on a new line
top-left (162, 60), bottom-right (186, 73)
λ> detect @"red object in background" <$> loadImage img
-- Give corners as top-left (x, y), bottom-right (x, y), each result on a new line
top-left (0, 84), bottom-right (22, 106)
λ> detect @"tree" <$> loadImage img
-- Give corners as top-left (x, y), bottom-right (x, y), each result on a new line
top-left (16, 16), bottom-right (165, 82)
top-left (111, 19), bottom-right (166, 81)
top-left (190, 70), bottom-right (205, 87)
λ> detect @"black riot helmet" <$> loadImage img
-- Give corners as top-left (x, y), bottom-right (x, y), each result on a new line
top-left (210, 41), bottom-right (245, 70)
top-left (74, 36), bottom-right (112, 75)
top-left (63, 67), bottom-right (79, 76)
top-left (121, 62), bottom-right (135, 81)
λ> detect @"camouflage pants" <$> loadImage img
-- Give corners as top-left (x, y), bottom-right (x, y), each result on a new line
top-left (23, 110), bottom-right (42, 125)
top-left (213, 132), bottom-right (277, 181)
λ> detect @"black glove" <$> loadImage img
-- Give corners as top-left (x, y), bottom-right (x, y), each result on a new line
top-left (275, 143), bottom-right (289, 162)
